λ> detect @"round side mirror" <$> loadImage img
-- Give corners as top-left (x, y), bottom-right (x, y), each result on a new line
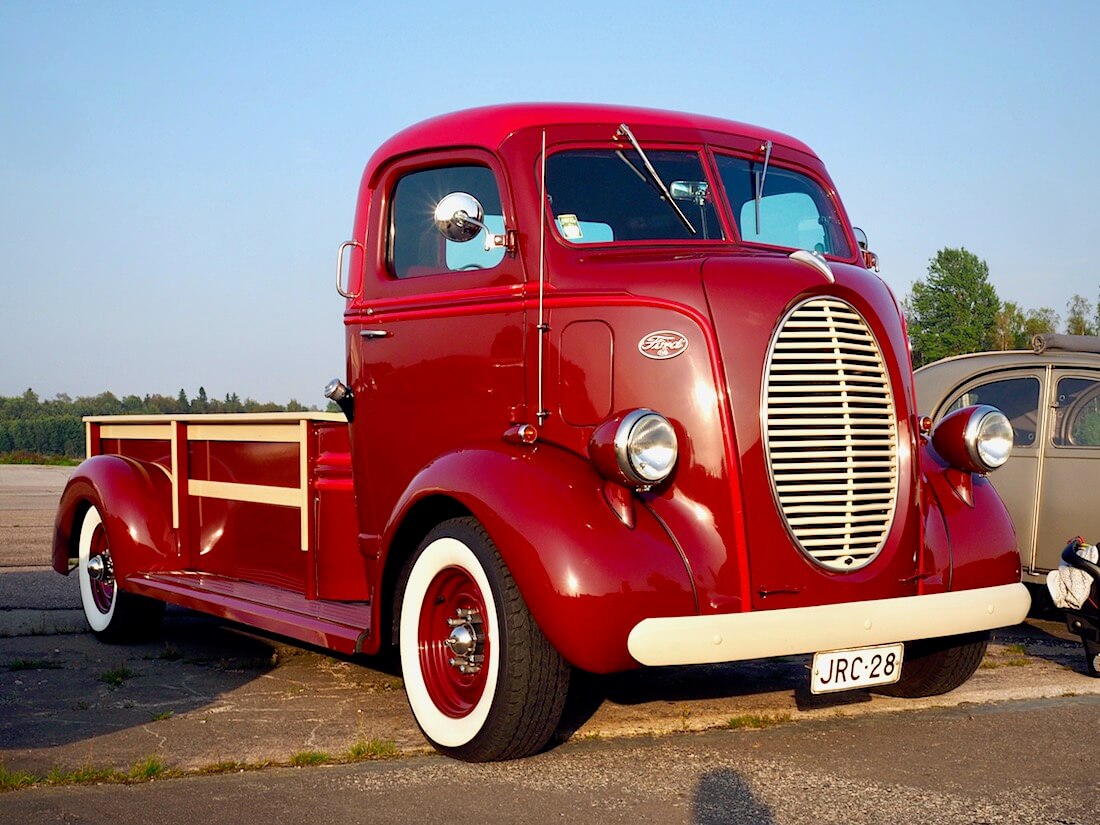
top-left (433, 192), bottom-right (485, 243)
top-left (853, 226), bottom-right (869, 251)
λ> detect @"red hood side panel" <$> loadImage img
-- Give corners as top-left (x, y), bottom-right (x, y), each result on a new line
top-left (702, 255), bottom-right (922, 610)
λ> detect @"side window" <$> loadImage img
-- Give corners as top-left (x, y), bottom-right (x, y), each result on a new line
top-left (1053, 377), bottom-right (1100, 447)
top-left (389, 165), bottom-right (505, 279)
top-left (946, 376), bottom-right (1040, 447)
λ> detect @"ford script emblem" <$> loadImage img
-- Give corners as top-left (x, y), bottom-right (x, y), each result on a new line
top-left (638, 330), bottom-right (689, 360)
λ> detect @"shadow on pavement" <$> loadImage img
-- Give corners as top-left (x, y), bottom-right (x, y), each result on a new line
top-left (692, 769), bottom-right (776, 824)
top-left (0, 609), bottom-right (278, 750)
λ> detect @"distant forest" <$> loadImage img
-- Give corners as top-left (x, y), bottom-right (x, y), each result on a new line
top-left (0, 388), bottom-right (326, 460)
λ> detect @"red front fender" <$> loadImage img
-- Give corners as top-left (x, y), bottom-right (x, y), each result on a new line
top-left (379, 443), bottom-right (697, 673)
top-left (919, 443), bottom-right (1022, 593)
top-left (52, 455), bottom-right (177, 581)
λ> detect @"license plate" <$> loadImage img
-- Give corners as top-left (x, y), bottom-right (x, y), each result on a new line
top-left (810, 643), bottom-right (904, 694)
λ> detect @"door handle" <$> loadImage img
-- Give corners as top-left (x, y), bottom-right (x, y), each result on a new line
top-left (360, 329), bottom-right (392, 339)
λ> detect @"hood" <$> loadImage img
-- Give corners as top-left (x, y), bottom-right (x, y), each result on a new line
top-left (700, 252), bottom-right (922, 609)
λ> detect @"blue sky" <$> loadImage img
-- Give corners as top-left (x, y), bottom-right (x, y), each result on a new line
top-left (2, 1), bottom-right (1097, 404)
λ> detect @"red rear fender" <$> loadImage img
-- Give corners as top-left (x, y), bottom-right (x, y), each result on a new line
top-left (53, 455), bottom-right (177, 580)
top-left (381, 444), bottom-right (697, 673)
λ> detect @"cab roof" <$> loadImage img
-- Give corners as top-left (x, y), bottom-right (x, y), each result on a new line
top-left (364, 102), bottom-right (816, 184)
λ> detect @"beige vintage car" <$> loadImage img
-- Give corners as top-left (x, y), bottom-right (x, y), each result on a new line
top-left (914, 335), bottom-right (1100, 585)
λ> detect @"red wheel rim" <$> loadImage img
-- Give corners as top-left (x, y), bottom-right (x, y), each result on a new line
top-left (417, 565), bottom-right (491, 719)
top-left (88, 522), bottom-right (115, 614)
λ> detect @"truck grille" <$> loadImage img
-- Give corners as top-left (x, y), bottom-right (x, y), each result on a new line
top-left (763, 297), bottom-right (898, 571)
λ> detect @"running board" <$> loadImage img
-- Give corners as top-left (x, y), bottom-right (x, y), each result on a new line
top-left (127, 572), bottom-right (373, 655)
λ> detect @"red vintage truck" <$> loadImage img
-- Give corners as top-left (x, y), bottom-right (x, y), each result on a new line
top-left (54, 103), bottom-right (1030, 762)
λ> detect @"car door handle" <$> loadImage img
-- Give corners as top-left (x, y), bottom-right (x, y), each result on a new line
top-left (360, 329), bottom-right (392, 339)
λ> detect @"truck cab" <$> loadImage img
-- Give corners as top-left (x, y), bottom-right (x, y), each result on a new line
top-left (55, 104), bottom-right (1030, 762)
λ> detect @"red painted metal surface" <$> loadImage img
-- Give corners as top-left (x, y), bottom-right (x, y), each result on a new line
top-left (54, 455), bottom-right (177, 578)
top-left (376, 445), bottom-right (695, 673)
top-left (54, 104), bottom-right (1021, 678)
top-left (920, 443), bottom-right (1022, 591)
top-left (128, 572), bottom-right (371, 654)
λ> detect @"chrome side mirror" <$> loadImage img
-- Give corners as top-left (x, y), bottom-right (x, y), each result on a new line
top-left (434, 192), bottom-right (487, 243)
top-left (852, 226), bottom-right (879, 272)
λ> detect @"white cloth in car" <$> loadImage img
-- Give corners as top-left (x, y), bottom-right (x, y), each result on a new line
top-left (1047, 543), bottom-right (1099, 611)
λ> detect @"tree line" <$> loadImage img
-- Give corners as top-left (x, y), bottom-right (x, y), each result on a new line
top-left (0, 387), bottom-right (322, 459)
top-left (904, 247), bottom-right (1097, 367)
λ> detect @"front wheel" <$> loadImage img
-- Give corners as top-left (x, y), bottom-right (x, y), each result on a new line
top-left (77, 504), bottom-right (164, 643)
top-left (874, 631), bottom-right (989, 698)
top-left (397, 517), bottom-right (570, 761)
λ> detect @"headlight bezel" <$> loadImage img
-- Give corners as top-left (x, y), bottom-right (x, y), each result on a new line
top-left (931, 404), bottom-right (1013, 474)
top-left (589, 408), bottom-right (679, 488)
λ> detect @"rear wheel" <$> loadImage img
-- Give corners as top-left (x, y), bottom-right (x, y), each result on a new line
top-left (77, 505), bottom-right (164, 643)
top-left (874, 631), bottom-right (989, 698)
top-left (398, 517), bottom-right (570, 761)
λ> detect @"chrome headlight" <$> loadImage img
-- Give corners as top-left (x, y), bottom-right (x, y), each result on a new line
top-left (931, 404), bottom-right (1013, 474)
top-left (589, 409), bottom-right (679, 488)
top-left (615, 410), bottom-right (678, 485)
top-left (965, 406), bottom-right (1013, 471)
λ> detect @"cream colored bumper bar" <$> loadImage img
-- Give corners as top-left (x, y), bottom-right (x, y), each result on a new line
top-left (627, 583), bottom-right (1031, 667)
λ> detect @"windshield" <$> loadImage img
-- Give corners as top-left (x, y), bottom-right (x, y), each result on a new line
top-left (715, 153), bottom-right (852, 258)
top-left (545, 149), bottom-right (724, 243)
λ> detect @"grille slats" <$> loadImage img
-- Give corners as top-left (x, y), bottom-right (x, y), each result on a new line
top-left (764, 297), bottom-right (898, 572)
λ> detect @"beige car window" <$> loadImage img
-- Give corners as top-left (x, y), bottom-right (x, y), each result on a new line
top-left (1053, 377), bottom-right (1100, 447)
top-left (947, 376), bottom-right (1040, 447)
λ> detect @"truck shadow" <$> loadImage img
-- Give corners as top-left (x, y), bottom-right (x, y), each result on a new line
top-left (556, 656), bottom-right (872, 743)
top-left (0, 608), bottom-right (280, 752)
top-left (991, 618), bottom-right (1094, 674)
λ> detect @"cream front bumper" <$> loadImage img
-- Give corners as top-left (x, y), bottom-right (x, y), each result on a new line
top-left (627, 583), bottom-right (1031, 666)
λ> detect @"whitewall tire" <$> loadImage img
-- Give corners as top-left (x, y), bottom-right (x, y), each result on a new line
top-left (397, 517), bottom-right (570, 761)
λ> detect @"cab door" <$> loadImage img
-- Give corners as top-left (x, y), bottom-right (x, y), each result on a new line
top-left (346, 151), bottom-right (527, 558)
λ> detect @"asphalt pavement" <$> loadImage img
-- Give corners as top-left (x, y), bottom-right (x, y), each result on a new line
top-left (3, 464), bottom-right (1100, 787)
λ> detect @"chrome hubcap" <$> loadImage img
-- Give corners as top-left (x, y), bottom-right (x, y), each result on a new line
top-left (444, 607), bottom-right (483, 675)
top-left (87, 552), bottom-right (114, 584)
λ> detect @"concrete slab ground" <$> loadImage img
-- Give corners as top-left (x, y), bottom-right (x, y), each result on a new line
top-left (0, 465), bottom-right (84, 637)
top-left (3, 464), bottom-right (1100, 780)
top-left (2, 615), bottom-right (1099, 778)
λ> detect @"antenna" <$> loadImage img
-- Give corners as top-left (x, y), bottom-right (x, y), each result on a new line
top-left (537, 129), bottom-right (549, 424)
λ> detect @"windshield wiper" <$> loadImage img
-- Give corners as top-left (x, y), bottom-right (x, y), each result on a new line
top-left (754, 139), bottom-right (773, 234)
top-left (616, 123), bottom-right (697, 236)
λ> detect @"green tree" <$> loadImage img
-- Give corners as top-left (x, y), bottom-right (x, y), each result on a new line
top-left (1023, 307), bottom-right (1060, 342)
top-left (1066, 294), bottom-right (1096, 336)
top-left (905, 247), bottom-right (1000, 367)
top-left (993, 301), bottom-right (1026, 350)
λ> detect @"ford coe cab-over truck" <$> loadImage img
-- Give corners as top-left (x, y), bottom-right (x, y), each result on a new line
top-left (54, 104), bottom-right (1030, 761)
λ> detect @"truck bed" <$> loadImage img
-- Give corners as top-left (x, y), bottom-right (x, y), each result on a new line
top-left (84, 413), bottom-right (370, 652)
